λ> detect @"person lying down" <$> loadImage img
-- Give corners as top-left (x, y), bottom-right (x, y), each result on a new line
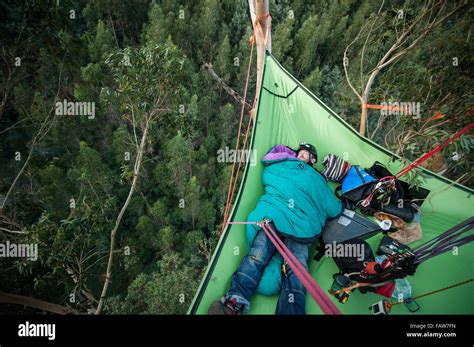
top-left (209, 142), bottom-right (342, 315)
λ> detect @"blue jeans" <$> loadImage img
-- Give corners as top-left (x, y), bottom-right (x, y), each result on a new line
top-left (226, 222), bottom-right (311, 314)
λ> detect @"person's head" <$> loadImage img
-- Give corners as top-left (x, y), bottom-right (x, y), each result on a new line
top-left (296, 142), bottom-right (317, 165)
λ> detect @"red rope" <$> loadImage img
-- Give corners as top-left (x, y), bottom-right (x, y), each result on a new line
top-left (261, 221), bottom-right (341, 314)
top-left (395, 122), bottom-right (474, 179)
top-left (229, 220), bottom-right (342, 314)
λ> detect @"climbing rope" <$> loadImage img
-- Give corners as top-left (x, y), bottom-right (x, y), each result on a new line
top-left (221, 15), bottom-right (271, 235)
top-left (395, 122), bottom-right (474, 179)
top-left (388, 278), bottom-right (474, 309)
top-left (221, 29), bottom-right (255, 234)
top-left (229, 220), bottom-right (342, 315)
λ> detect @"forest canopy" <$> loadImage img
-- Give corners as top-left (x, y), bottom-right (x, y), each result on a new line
top-left (0, 0), bottom-right (472, 314)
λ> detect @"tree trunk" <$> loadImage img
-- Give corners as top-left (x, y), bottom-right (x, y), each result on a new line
top-left (95, 120), bottom-right (150, 315)
top-left (359, 104), bottom-right (368, 136)
top-left (359, 68), bottom-right (379, 137)
top-left (249, 0), bottom-right (271, 115)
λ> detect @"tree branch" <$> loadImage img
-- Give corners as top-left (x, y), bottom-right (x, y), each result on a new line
top-left (360, 0), bottom-right (385, 90)
top-left (95, 116), bottom-right (151, 314)
top-left (0, 291), bottom-right (78, 315)
top-left (0, 227), bottom-right (25, 234)
top-left (203, 63), bottom-right (252, 111)
top-left (0, 53), bottom-right (65, 210)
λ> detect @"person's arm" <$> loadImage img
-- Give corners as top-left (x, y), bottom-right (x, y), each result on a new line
top-left (324, 183), bottom-right (343, 218)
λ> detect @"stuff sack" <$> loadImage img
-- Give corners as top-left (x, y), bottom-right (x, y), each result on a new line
top-left (341, 165), bottom-right (377, 195)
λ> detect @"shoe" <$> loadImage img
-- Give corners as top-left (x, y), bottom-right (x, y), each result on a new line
top-left (208, 297), bottom-right (243, 315)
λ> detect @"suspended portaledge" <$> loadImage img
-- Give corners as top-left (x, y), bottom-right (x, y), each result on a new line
top-left (189, 51), bottom-right (474, 314)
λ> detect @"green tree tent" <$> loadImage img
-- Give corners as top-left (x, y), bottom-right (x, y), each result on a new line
top-left (189, 51), bottom-right (474, 314)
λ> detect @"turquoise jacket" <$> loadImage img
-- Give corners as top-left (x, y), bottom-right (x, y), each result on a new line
top-left (245, 144), bottom-right (342, 295)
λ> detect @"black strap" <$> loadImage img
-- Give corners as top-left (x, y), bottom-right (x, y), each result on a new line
top-left (334, 186), bottom-right (354, 210)
top-left (354, 166), bottom-right (366, 184)
top-left (313, 242), bottom-right (326, 262)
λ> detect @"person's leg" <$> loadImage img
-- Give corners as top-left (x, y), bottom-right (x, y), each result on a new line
top-left (224, 224), bottom-right (277, 313)
top-left (275, 238), bottom-right (310, 315)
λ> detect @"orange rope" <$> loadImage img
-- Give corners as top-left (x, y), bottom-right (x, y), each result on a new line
top-left (222, 90), bottom-right (257, 235)
top-left (362, 103), bottom-right (406, 110)
top-left (221, 117), bottom-right (255, 235)
top-left (389, 278), bottom-right (474, 308)
top-left (221, 30), bottom-right (255, 234)
top-left (220, 17), bottom-right (271, 236)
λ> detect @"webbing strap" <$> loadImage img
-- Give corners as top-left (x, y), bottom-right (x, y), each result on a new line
top-left (414, 217), bottom-right (474, 264)
top-left (414, 217), bottom-right (473, 253)
top-left (416, 235), bottom-right (474, 264)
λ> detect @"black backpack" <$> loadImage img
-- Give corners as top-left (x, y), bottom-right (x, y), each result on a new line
top-left (332, 239), bottom-right (375, 281)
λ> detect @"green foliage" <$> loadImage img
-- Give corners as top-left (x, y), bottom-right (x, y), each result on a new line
top-left (216, 35), bottom-right (233, 83)
top-left (303, 67), bottom-right (322, 93)
top-left (102, 40), bottom-right (188, 117)
top-left (1, 0), bottom-right (471, 315)
top-left (88, 20), bottom-right (115, 62)
top-left (142, 3), bottom-right (168, 45)
top-left (163, 131), bottom-right (192, 196)
top-left (107, 252), bottom-right (200, 314)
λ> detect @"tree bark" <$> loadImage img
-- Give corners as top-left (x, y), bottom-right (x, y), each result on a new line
top-left (249, 0), bottom-right (271, 114)
top-left (359, 67), bottom-right (380, 136)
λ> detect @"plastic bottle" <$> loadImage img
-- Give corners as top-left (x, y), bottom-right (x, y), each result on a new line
top-left (375, 254), bottom-right (388, 264)
top-left (392, 278), bottom-right (412, 302)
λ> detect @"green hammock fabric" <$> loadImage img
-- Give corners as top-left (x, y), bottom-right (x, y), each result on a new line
top-left (189, 51), bottom-right (474, 315)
